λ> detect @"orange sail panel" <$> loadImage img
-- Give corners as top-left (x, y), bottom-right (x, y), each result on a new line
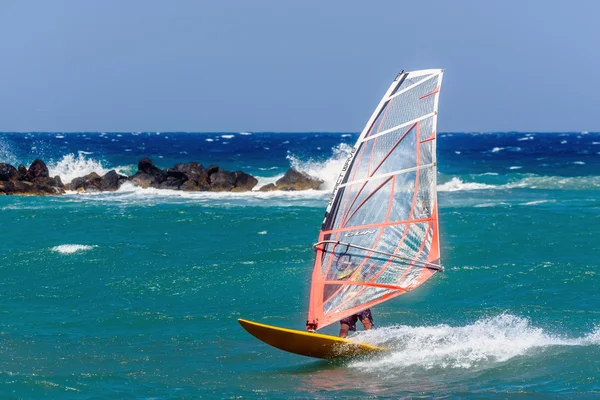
top-left (307, 70), bottom-right (444, 330)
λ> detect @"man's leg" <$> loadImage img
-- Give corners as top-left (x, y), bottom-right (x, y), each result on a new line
top-left (360, 316), bottom-right (372, 330)
top-left (357, 309), bottom-right (374, 330)
top-left (339, 315), bottom-right (358, 338)
top-left (339, 322), bottom-right (351, 338)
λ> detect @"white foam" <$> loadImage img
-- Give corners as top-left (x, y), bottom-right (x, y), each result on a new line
top-left (51, 244), bottom-right (97, 254)
top-left (521, 200), bottom-right (554, 205)
top-left (491, 147), bottom-right (504, 153)
top-left (286, 143), bottom-right (353, 191)
top-left (350, 314), bottom-right (600, 372)
top-left (517, 136), bottom-right (533, 141)
top-left (509, 166), bottom-right (522, 170)
top-left (71, 181), bottom-right (330, 203)
top-left (474, 202), bottom-right (509, 208)
top-left (561, 140), bottom-right (568, 144)
top-left (514, 175), bottom-right (599, 189)
top-left (254, 174), bottom-right (284, 189)
top-left (573, 161), bottom-right (585, 165)
top-left (221, 135), bottom-right (235, 139)
top-left (205, 138), bottom-right (214, 142)
top-left (56, 135), bottom-right (65, 139)
top-left (48, 153), bottom-right (110, 183)
top-left (239, 131), bottom-right (252, 136)
top-left (478, 172), bottom-right (499, 176)
top-left (48, 153), bottom-right (131, 184)
top-left (257, 231), bottom-right (267, 235)
top-left (437, 177), bottom-right (495, 192)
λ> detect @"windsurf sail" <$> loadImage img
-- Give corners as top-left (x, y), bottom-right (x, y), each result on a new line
top-left (307, 69), bottom-right (444, 330)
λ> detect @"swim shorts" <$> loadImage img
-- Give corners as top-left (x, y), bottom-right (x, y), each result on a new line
top-left (339, 308), bottom-right (374, 331)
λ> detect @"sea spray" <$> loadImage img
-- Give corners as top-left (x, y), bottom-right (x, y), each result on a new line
top-left (48, 152), bottom-right (133, 184)
top-left (286, 143), bottom-right (353, 191)
top-left (350, 314), bottom-right (600, 371)
top-left (0, 139), bottom-right (18, 165)
top-left (252, 143), bottom-right (353, 191)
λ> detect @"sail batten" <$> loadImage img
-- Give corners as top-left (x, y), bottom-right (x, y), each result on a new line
top-left (307, 69), bottom-right (444, 330)
top-left (359, 112), bottom-right (436, 142)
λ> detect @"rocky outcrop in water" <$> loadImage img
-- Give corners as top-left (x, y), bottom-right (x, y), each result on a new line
top-left (257, 168), bottom-right (323, 191)
top-left (68, 170), bottom-right (128, 192)
top-left (0, 160), bottom-right (65, 195)
top-left (127, 158), bottom-right (261, 192)
top-left (0, 158), bottom-right (323, 195)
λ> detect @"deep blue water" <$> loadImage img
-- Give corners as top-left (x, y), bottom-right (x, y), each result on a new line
top-left (1, 131), bottom-right (599, 398)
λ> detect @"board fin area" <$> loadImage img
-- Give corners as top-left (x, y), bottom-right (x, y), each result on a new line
top-left (238, 318), bottom-right (384, 359)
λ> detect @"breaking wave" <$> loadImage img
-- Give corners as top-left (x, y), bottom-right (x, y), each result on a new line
top-left (438, 175), bottom-right (600, 192)
top-left (65, 181), bottom-right (329, 206)
top-left (350, 314), bottom-right (600, 371)
top-left (286, 143), bottom-right (353, 191)
top-left (437, 177), bottom-right (496, 192)
top-left (48, 153), bottom-right (133, 184)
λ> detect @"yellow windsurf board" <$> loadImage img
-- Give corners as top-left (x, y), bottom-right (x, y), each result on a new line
top-left (238, 318), bottom-right (384, 359)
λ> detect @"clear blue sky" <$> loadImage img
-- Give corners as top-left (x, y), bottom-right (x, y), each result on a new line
top-left (0, 0), bottom-right (598, 132)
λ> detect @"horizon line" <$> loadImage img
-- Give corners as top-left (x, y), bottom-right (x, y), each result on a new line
top-left (0, 130), bottom-right (596, 134)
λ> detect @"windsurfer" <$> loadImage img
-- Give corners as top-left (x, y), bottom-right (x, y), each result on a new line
top-left (339, 308), bottom-right (373, 338)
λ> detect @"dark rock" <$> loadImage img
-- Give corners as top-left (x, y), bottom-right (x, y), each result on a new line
top-left (0, 157), bottom-right (322, 195)
top-left (101, 170), bottom-right (127, 191)
top-left (174, 162), bottom-right (210, 189)
top-left (232, 171), bottom-right (258, 192)
top-left (0, 181), bottom-right (15, 194)
top-left (138, 158), bottom-right (160, 175)
top-left (3, 179), bottom-right (63, 195)
top-left (32, 183), bottom-right (63, 195)
top-left (275, 168), bottom-right (323, 191)
top-left (28, 159), bottom-right (49, 179)
top-left (206, 165), bottom-right (219, 178)
top-left (0, 163), bottom-right (17, 181)
top-left (210, 170), bottom-right (236, 191)
top-left (164, 168), bottom-right (187, 179)
top-left (174, 162), bottom-right (205, 179)
top-left (130, 172), bottom-right (158, 188)
top-left (159, 175), bottom-right (186, 190)
top-left (70, 172), bottom-right (103, 192)
top-left (181, 179), bottom-right (200, 191)
top-left (17, 165), bottom-right (28, 180)
top-left (136, 158), bottom-right (165, 184)
top-left (258, 183), bottom-right (277, 192)
top-left (53, 176), bottom-right (64, 187)
top-left (34, 176), bottom-right (64, 189)
top-left (14, 181), bottom-right (33, 192)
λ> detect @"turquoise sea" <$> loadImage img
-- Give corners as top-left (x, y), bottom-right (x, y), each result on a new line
top-left (1, 131), bottom-right (599, 398)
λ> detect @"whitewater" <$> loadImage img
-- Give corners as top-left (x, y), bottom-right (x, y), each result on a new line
top-left (1, 131), bottom-right (600, 398)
